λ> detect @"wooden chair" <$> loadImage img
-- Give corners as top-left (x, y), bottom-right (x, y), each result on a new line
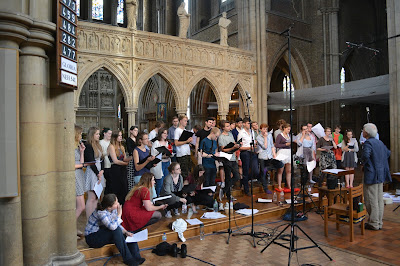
top-left (324, 184), bottom-right (367, 242)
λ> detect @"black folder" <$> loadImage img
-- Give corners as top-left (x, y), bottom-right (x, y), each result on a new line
top-left (178, 130), bottom-right (194, 141)
top-left (145, 158), bottom-right (161, 169)
top-left (181, 184), bottom-right (197, 193)
top-left (155, 146), bottom-right (172, 156)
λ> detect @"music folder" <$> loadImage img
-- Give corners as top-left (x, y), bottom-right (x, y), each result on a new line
top-left (178, 130), bottom-right (194, 141)
top-left (155, 146), bottom-right (172, 156)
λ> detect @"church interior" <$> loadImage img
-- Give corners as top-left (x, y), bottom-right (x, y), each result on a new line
top-left (1, 0), bottom-right (399, 265)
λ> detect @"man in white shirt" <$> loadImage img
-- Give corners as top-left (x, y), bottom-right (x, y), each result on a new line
top-left (237, 117), bottom-right (259, 196)
top-left (174, 114), bottom-right (193, 179)
top-left (148, 121), bottom-right (165, 148)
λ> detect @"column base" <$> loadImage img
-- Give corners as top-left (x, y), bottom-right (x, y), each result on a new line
top-left (48, 251), bottom-right (86, 266)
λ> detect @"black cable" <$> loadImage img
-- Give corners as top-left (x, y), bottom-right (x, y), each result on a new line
top-left (186, 255), bottom-right (216, 266)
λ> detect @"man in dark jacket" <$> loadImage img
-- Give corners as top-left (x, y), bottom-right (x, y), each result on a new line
top-left (361, 123), bottom-right (391, 230)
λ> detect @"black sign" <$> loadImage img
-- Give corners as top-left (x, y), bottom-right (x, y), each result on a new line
top-left (61, 0), bottom-right (76, 11)
top-left (61, 5), bottom-right (77, 24)
top-left (57, 0), bottom-right (78, 89)
top-left (61, 18), bottom-right (76, 35)
top-left (61, 31), bottom-right (76, 48)
top-left (62, 44), bottom-right (76, 61)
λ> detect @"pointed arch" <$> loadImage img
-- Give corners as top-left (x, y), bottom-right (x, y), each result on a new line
top-left (185, 70), bottom-right (224, 113)
top-left (267, 44), bottom-right (312, 92)
top-left (133, 65), bottom-right (181, 109)
top-left (76, 58), bottom-right (132, 108)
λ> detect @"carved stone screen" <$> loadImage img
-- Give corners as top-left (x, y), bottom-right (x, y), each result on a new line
top-left (76, 68), bottom-right (124, 133)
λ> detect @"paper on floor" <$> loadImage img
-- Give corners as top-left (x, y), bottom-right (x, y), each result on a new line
top-left (126, 229), bottom-right (148, 243)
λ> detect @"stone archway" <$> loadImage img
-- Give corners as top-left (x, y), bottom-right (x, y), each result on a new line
top-left (76, 58), bottom-right (132, 109)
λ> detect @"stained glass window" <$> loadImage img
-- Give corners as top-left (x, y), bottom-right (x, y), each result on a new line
top-left (92, 0), bottom-right (104, 21)
top-left (117, 0), bottom-right (124, 24)
top-left (76, 0), bottom-right (80, 16)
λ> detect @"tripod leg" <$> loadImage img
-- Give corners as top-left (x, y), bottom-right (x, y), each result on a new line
top-left (294, 224), bottom-right (333, 261)
top-left (288, 224), bottom-right (295, 266)
top-left (260, 223), bottom-right (290, 253)
top-left (393, 204), bottom-right (400, 212)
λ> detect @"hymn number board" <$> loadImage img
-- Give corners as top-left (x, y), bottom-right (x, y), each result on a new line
top-left (57, 0), bottom-right (78, 89)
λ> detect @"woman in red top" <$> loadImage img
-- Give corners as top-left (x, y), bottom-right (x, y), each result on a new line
top-left (122, 173), bottom-right (167, 232)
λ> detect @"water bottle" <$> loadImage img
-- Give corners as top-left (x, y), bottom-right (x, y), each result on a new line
top-left (162, 233), bottom-right (167, 242)
top-left (213, 199), bottom-right (218, 212)
top-left (182, 203), bottom-right (187, 214)
top-left (273, 191), bottom-right (277, 202)
top-left (280, 190), bottom-right (285, 202)
top-left (307, 184), bottom-right (312, 194)
top-left (199, 224), bottom-right (205, 240)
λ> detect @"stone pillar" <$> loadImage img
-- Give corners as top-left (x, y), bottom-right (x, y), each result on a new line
top-left (0, 4), bottom-right (85, 265)
top-left (165, 0), bottom-right (176, 36)
top-left (218, 111), bottom-right (228, 121)
top-left (143, 0), bottom-right (152, 31)
top-left (126, 107), bottom-right (138, 127)
top-left (387, 0), bottom-right (400, 171)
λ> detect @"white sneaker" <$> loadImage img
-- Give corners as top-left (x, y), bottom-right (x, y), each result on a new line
top-left (309, 179), bottom-right (316, 184)
top-left (174, 208), bottom-right (180, 216)
top-left (165, 210), bottom-right (172, 218)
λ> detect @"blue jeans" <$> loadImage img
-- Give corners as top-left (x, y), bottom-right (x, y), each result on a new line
top-left (85, 227), bottom-right (141, 264)
top-left (204, 167), bottom-right (217, 187)
top-left (155, 177), bottom-right (164, 197)
top-left (240, 151), bottom-right (259, 194)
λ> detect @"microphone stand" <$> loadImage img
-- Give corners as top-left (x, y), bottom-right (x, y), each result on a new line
top-left (232, 94), bottom-right (265, 247)
top-left (260, 24), bottom-right (332, 265)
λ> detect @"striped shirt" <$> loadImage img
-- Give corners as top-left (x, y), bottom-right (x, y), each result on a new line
top-left (84, 209), bottom-right (125, 236)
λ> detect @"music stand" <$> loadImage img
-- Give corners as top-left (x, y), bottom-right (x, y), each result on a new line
top-left (260, 24), bottom-right (332, 265)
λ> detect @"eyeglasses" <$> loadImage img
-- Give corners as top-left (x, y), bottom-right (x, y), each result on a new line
top-left (175, 168), bottom-right (181, 170)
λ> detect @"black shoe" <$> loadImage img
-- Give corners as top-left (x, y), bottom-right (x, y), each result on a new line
top-left (125, 259), bottom-right (139, 266)
top-left (171, 243), bottom-right (178, 257)
top-left (180, 244), bottom-right (187, 258)
top-left (137, 257), bottom-right (146, 265)
top-left (364, 223), bottom-right (379, 231)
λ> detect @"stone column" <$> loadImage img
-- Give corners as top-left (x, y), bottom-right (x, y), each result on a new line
top-left (126, 107), bottom-right (138, 127)
top-left (218, 111), bottom-right (228, 121)
top-left (387, 0), bottom-right (400, 170)
top-left (143, 0), bottom-right (152, 31)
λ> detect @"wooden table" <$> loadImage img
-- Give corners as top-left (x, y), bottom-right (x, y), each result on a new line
top-left (318, 186), bottom-right (348, 212)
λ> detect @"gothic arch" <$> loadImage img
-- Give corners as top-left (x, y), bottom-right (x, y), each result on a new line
top-left (185, 71), bottom-right (224, 113)
top-left (76, 58), bottom-right (132, 108)
top-left (267, 44), bottom-right (312, 92)
top-left (133, 65), bottom-right (181, 109)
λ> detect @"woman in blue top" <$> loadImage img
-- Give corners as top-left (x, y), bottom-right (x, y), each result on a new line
top-left (296, 125), bottom-right (317, 184)
top-left (85, 193), bottom-right (144, 266)
top-left (133, 132), bottom-right (155, 186)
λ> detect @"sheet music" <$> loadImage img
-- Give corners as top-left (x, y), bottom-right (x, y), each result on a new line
top-left (307, 160), bottom-right (316, 172)
top-left (93, 182), bottom-right (103, 199)
top-left (216, 152), bottom-right (233, 161)
top-left (311, 123), bottom-right (325, 138)
top-left (152, 195), bottom-right (172, 204)
top-left (322, 169), bottom-right (347, 174)
top-left (185, 218), bottom-right (203, 225)
top-left (257, 198), bottom-right (272, 203)
top-left (202, 186), bottom-right (216, 192)
top-left (125, 229), bottom-right (148, 243)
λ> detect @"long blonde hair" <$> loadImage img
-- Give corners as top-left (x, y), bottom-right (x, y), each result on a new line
top-left (75, 125), bottom-right (83, 147)
top-left (87, 127), bottom-right (102, 158)
top-left (110, 130), bottom-right (126, 157)
top-left (126, 172), bottom-right (154, 201)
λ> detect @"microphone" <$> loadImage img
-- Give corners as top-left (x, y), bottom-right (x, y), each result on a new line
top-left (280, 23), bottom-right (295, 35)
top-left (245, 91), bottom-right (253, 103)
top-left (366, 107), bottom-right (370, 112)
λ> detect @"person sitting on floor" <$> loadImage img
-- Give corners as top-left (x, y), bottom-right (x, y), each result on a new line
top-left (186, 164), bottom-right (214, 210)
top-left (122, 173), bottom-right (168, 233)
top-left (161, 162), bottom-right (195, 218)
top-left (84, 193), bottom-right (144, 266)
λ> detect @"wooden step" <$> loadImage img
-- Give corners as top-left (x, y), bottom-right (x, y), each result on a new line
top-left (81, 192), bottom-right (322, 261)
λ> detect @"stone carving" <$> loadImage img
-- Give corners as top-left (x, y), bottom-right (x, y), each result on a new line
top-left (219, 12), bottom-right (231, 46)
top-left (77, 30), bottom-right (87, 49)
top-left (88, 32), bottom-right (99, 50)
top-left (135, 40), bottom-right (144, 56)
top-left (177, 2), bottom-right (190, 38)
top-left (126, 0), bottom-right (138, 31)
